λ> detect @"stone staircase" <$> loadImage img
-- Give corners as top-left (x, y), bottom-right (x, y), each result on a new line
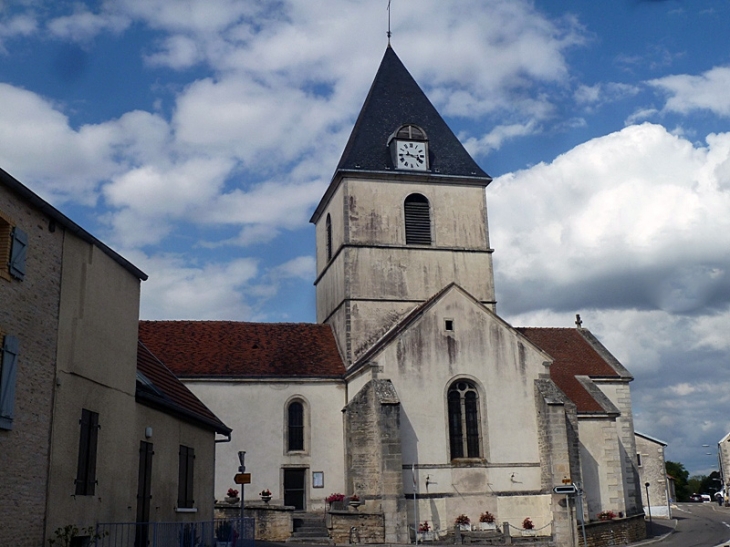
top-left (287, 512), bottom-right (333, 544)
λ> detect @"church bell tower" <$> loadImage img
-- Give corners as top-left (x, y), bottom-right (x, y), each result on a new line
top-left (310, 46), bottom-right (496, 366)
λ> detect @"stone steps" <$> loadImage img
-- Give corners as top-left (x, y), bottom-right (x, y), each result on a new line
top-left (287, 513), bottom-right (332, 544)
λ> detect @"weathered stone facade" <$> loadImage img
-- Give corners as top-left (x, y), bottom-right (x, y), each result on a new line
top-left (0, 179), bottom-right (63, 547)
top-left (635, 432), bottom-right (670, 518)
top-left (577, 513), bottom-right (647, 547)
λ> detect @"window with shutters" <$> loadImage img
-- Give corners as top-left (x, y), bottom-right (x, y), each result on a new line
top-left (0, 333), bottom-right (19, 430)
top-left (75, 409), bottom-right (100, 495)
top-left (287, 401), bottom-right (304, 452)
top-left (447, 380), bottom-right (482, 460)
top-left (0, 211), bottom-right (27, 282)
top-left (326, 214), bottom-right (333, 261)
top-left (404, 193), bottom-right (432, 245)
top-left (178, 445), bottom-right (195, 508)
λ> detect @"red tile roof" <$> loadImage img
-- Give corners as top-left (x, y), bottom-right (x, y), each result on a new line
top-left (136, 341), bottom-right (230, 434)
top-left (516, 327), bottom-right (624, 413)
top-left (138, 321), bottom-right (346, 378)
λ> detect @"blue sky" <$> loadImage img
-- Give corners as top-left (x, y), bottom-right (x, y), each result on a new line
top-left (1, 0), bottom-right (729, 476)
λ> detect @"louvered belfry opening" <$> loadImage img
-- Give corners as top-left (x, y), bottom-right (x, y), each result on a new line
top-left (404, 193), bottom-right (431, 245)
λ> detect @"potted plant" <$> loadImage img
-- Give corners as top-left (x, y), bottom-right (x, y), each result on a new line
top-left (259, 489), bottom-right (272, 503)
top-left (215, 521), bottom-right (233, 547)
top-left (225, 488), bottom-right (239, 504)
top-left (454, 514), bottom-right (471, 531)
top-left (479, 511), bottom-right (496, 531)
top-left (417, 521), bottom-right (434, 542)
top-left (598, 510), bottom-right (616, 521)
top-left (521, 517), bottom-right (535, 536)
top-left (326, 492), bottom-right (345, 510)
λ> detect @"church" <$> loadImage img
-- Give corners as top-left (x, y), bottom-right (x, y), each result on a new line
top-left (139, 46), bottom-right (645, 545)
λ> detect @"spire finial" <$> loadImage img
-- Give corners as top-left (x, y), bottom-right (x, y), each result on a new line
top-left (575, 314), bottom-right (583, 328)
top-left (387, 0), bottom-right (392, 44)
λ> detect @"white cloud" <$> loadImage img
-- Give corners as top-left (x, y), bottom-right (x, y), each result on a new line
top-left (47, 7), bottom-right (129, 41)
top-left (649, 66), bottom-right (730, 117)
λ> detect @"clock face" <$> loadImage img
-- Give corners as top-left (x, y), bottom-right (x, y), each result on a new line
top-left (397, 141), bottom-right (427, 170)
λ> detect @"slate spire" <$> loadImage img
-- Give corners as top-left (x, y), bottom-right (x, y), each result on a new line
top-left (334, 46), bottom-right (491, 182)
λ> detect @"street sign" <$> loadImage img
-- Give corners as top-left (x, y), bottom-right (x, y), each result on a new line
top-left (554, 484), bottom-right (577, 495)
top-left (234, 473), bottom-right (251, 485)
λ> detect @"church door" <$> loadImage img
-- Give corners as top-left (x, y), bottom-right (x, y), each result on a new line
top-left (283, 468), bottom-right (306, 510)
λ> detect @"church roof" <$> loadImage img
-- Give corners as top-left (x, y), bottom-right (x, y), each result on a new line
top-left (136, 340), bottom-right (231, 434)
top-left (138, 321), bottom-right (346, 379)
top-left (516, 327), bottom-right (632, 414)
top-left (334, 46), bottom-right (490, 181)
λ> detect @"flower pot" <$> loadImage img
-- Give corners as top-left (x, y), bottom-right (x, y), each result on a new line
top-left (458, 524), bottom-right (471, 531)
top-left (260, 495), bottom-right (271, 503)
top-left (417, 531), bottom-right (435, 542)
top-left (479, 522), bottom-right (496, 531)
top-left (521, 530), bottom-right (536, 537)
top-left (224, 497), bottom-right (239, 504)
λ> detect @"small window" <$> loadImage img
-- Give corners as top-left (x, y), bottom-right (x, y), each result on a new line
top-left (326, 214), bottom-right (333, 261)
top-left (0, 334), bottom-right (19, 430)
top-left (75, 409), bottom-right (100, 495)
top-left (404, 194), bottom-right (431, 245)
top-left (637, 453), bottom-right (642, 467)
top-left (448, 380), bottom-right (481, 460)
top-left (288, 401), bottom-right (304, 452)
top-left (445, 319), bottom-right (454, 331)
top-left (392, 124), bottom-right (428, 141)
top-left (178, 445), bottom-right (195, 508)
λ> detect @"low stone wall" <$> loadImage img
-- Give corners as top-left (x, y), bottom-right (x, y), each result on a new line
top-left (214, 502), bottom-right (294, 542)
top-left (329, 509), bottom-right (385, 544)
top-left (577, 514), bottom-right (646, 547)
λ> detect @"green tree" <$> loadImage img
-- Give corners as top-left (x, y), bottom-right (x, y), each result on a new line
top-left (666, 460), bottom-right (690, 501)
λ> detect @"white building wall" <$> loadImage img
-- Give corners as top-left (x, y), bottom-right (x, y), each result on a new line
top-left (184, 379), bottom-right (347, 510)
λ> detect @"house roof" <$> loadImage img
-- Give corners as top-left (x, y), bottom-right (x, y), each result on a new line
top-left (517, 327), bottom-right (630, 414)
top-left (0, 166), bottom-right (147, 280)
top-left (311, 46), bottom-right (491, 223)
top-left (136, 340), bottom-right (230, 434)
top-left (138, 321), bottom-right (346, 378)
top-left (635, 431), bottom-right (668, 446)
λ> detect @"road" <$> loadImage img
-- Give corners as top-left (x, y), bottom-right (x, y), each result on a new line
top-left (648, 503), bottom-right (730, 547)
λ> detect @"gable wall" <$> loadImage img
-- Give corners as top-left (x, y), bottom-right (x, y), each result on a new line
top-left (46, 233), bottom-right (143, 536)
top-left (635, 435), bottom-right (670, 518)
top-left (0, 184), bottom-right (63, 547)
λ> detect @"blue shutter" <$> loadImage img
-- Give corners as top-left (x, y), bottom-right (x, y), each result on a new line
top-left (0, 335), bottom-right (19, 430)
top-left (9, 227), bottom-right (27, 280)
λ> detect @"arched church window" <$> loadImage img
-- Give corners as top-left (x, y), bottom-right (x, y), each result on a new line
top-left (448, 380), bottom-right (481, 459)
top-left (404, 194), bottom-right (431, 245)
top-left (393, 124), bottom-right (427, 141)
top-left (326, 214), bottom-right (333, 261)
top-left (287, 401), bottom-right (304, 452)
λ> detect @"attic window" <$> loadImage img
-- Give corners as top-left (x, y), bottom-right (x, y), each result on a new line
top-left (444, 319), bottom-right (454, 331)
top-left (391, 124), bottom-right (428, 142)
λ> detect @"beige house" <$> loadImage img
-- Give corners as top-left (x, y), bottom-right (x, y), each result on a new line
top-left (140, 46), bottom-right (646, 546)
top-left (0, 167), bottom-right (230, 547)
top-left (634, 432), bottom-right (670, 518)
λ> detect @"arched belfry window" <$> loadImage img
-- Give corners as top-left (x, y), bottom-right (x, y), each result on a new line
top-left (326, 214), bottom-right (333, 261)
top-left (287, 401), bottom-right (304, 452)
top-left (404, 194), bottom-right (432, 245)
top-left (448, 380), bottom-right (481, 459)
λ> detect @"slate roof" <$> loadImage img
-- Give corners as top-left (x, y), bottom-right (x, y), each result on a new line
top-left (517, 327), bottom-right (630, 414)
top-left (312, 47), bottom-right (490, 223)
top-left (136, 340), bottom-right (230, 434)
top-left (0, 166), bottom-right (147, 280)
top-left (138, 321), bottom-right (346, 378)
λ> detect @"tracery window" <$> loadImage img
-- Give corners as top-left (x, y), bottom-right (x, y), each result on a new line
top-left (448, 380), bottom-right (481, 459)
top-left (404, 193), bottom-right (431, 245)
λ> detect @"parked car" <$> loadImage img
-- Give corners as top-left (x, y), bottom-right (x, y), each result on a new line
top-left (689, 493), bottom-right (703, 502)
top-left (701, 494), bottom-right (712, 502)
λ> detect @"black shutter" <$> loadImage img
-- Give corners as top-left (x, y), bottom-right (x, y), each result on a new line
top-left (404, 194), bottom-right (431, 245)
top-left (76, 409), bottom-right (99, 495)
top-left (178, 445), bottom-right (195, 508)
top-left (0, 335), bottom-right (19, 430)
